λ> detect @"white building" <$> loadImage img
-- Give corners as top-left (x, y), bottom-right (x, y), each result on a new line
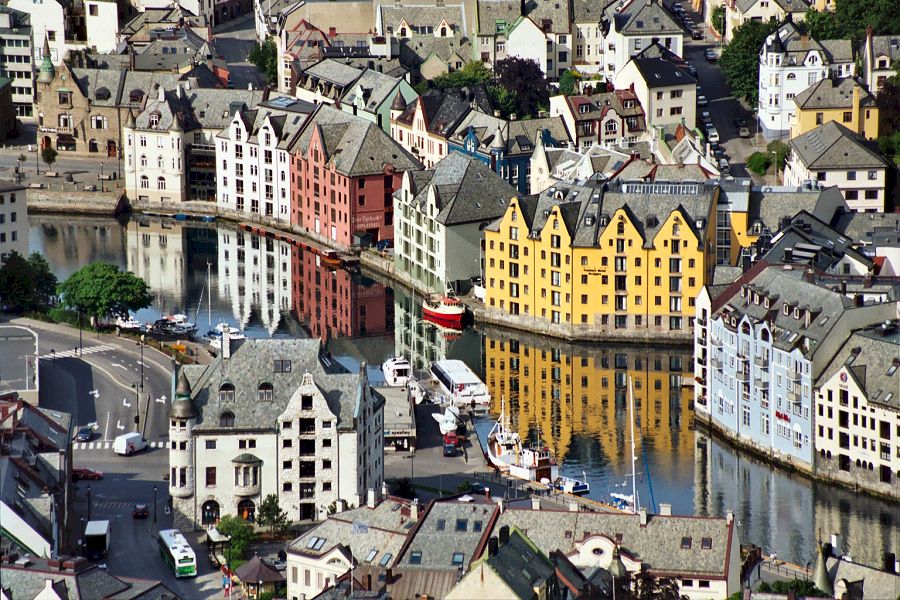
top-left (8, 0), bottom-right (118, 64)
top-left (216, 228), bottom-right (293, 335)
top-left (601, 0), bottom-right (684, 79)
top-left (783, 121), bottom-right (890, 213)
top-left (614, 44), bottom-right (697, 131)
top-left (83, 0), bottom-right (118, 53)
top-left (724, 0), bottom-right (809, 43)
top-left (0, 6), bottom-right (35, 118)
top-left (216, 95), bottom-right (314, 222)
top-left (757, 22), bottom-right (854, 139)
top-left (814, 326), bottom-right (900, 499)
top-left (8, 0), bottom-right (67, 64)
top-left (393, 152), bottom-right (517, 293)
top-left (168, 337), bottom-right (385, 530)
top-left (860, 28), bottom-right (900, 95)
top-left (0, 183), bottom-right (27, 264)
top-left (124, 84), bottom-right (269, 203)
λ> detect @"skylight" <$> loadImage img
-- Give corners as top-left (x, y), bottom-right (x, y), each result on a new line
top-left (451, 552), bottom-right (464, 566)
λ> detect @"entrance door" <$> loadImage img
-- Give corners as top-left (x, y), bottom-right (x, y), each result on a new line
top-left (107, 140), bottom-right (117, 158)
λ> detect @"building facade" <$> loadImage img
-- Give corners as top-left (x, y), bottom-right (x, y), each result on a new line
top-left (860, 28), bottom-right (900, 94)
top-left (783, 121), bottom-right (889, 213)
top-left (757, 22), bottom-right (854, 139)
top-left (814, 327), bottom-right (900, 499)
top-left (789, 77), bottom-right (879, 140)
top-left (0, 6), bottom-right (34, 118)
top-left (549, 89), bottom-right (646, 151)
top-left (0, 184), bottom-right (27, 263)
top-left (168, 337), bottom-right (385, 530)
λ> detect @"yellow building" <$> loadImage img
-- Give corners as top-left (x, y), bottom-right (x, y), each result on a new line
top-left (483, 330), bottom-right (694, 471)
top-left (483, 180), bottom-right (717, 338)
top-left (790, 77), bottom-right (879, 140)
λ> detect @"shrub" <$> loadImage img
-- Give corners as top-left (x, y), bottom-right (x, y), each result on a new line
top-left (747, 152), bottom-right (771, 175)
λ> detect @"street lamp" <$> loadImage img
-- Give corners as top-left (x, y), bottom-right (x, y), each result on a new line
top-left (34, 144), bottom-right (39, 175)
top-left (99, 162), bottom-right (104, 192)
top-left (153, 485), bottom-right (158, 523)
top-left (87, 485), bottom-right (92, 521)
top-left (137, 337), bottom-right (145, 393)
top-left (131, 383), bottom-right (141, 433)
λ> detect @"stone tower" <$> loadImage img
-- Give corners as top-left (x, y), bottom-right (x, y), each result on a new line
top-left (36, 36), bottom-right (55, 85)
top-left (168, 370), bottom-right (197, 530)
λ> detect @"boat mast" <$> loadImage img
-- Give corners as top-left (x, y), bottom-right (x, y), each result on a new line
top-left (207, 260), bottom-right (212, 330)
top-left (629, 376), bottom-right (639, 513)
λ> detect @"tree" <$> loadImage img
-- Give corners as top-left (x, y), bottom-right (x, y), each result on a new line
top-left (389, 477), bottom-right (416, 500)
top-left (41, 147), bottom-right (57, 172)
top-left (630, 569), bottom-right (685, 600)
top-left (767, 140), bottom-right (791, 171)
top-left (433, 61), bottom-right (492, 89)
top-left (711, 5), bottom-right (725, 34)
top-left (27, 253), bottom-right (58, 307)
top-left (803, 9), bottom-right (841, 40)
top-left (834, 0), bottom-right (900, 42)
top-left (249, 39), bottom-right (278, 84)
top-left (216, 515), bottom-right (257, 564)
top-left (493, 56), bottom-right (551, 117)
top-left (558, 69), bottom-right (582, 95)
top-left (256, 494), bottom-right (289, 537)
top-left (876, 77), bottom-right (900, 135)
top-left (57, 262), bottom-right (151, 323)
top-left (719, 18), bottom-right (780, 105)
top-left (747, 152), bottom-right (772, 175)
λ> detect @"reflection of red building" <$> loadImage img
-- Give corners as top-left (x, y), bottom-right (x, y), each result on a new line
top-left (293, 246), bottom-right (393, 339)
top-left (288, 105), bottom-right (420, 248)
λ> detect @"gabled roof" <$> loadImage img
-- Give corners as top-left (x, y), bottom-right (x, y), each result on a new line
top-left (604, 0), bottom-right (682, 36)
top-left (815, 329), bottom-right (900, 411)
top-left (760, 210), bottom-right (874, 273)
top-left (395, 87), bottom-right (490, 136)
top-left (338, 69), bottom-right (403, 113)
top-left (472, 527), bottom-right (556, 599)
top-left (793, 77), bottom-right (876, 110)
top-left (629, 42), bottom-right (697, 87)
top-left (522, 0), bottom-right (570, 34)
top-left (476, 0), bottom-right (522, 33)
top-left (789, 121), bottom-right (889, 170)
top-left (450, 111), bottom-right (571, 155)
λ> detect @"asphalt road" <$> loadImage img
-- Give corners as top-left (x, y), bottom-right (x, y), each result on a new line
top-left (213, 14), bottom-right (265, 91)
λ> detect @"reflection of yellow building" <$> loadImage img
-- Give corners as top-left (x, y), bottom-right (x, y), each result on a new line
top-left (483, 329), bottom-right (694, 472)
top-left (483, 180), bottom-right (716, 337)
top-left (789, 77), bottom-right (879, 140)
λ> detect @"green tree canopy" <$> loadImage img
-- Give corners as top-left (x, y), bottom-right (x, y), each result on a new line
top-left (747, 152), bottom-right (772, 175)
top-left (803, 9), bottom-right (841, 40)
top-left (256, 494), bottom-right (289, 537)
top-left (711, 5), bottom-right (725, 34)
top-left (0, 252), bottom-right (58, 312)
top-left (767, 140), bottom-right (791, 171)
top-left (876, 77), bottom-right (900, 135)
top-left (558, 70), bottom-right (582, 95)
top-left (249, 39), bottom-right (278, 84)
top-left (833, 0), bottom-right (900, 42)
top-left (57, 262), bottom-right (151, 321)
top-left (432, 61), bottom-right (492, 88)
top-left (719, 18), bottom-right (780, 105)
top-left (216, 515), bottom-right (257, 562)
top-left (41, 147), bottom-right (57, 169)
top-left (493, 56), bottom-right (551, 117)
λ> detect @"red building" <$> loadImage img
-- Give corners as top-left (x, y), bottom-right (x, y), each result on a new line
top-left (289, 105), bottom-right (421, 248)
top-left (292, 245), bottom-right (393, 340)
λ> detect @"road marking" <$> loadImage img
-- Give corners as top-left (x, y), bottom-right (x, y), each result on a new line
top-left (111, 362), bottom-right (129, 371)
top-left (123, 398), bottom-right (132, 408)
top-left (89, 390), bottom-right (100, 399)
top-left (155, 396), bottom-right (167, 404)
top-left (116, 420), bottom-right (124, 431)
top-left (40, 345), bottom-right (117, 360)
top-left (73, 441), bottom-right (168, 451)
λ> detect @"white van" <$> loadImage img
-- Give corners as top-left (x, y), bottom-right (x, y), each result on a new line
top-left (114, 432), bottom-right (148, 456)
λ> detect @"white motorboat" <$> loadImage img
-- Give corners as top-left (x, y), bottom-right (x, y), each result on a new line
top-left (431, 406), bottom-right (461, 436)
top-left (555, 474), bottom-right (590, 496)
top-left (382, 356), bottom-right (411, 387)
top-left (115, 315), bottom-right (142, 330)
top-left (485, 398), bottom-right (522, 471)
top-left (207, 323), bottom-right (246, 347)
top-left (429, 360), bottom-right (490, 407)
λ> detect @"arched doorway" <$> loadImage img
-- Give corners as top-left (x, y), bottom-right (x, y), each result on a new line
top-left (238, 498), bottom-right (255, 522)
top-left (202, 500), bottom-right (220, 525)
top-left (41, 135), bottom-right (52, 150)
top-left (107, 140), bottom-right (117, 158)
top-left (88, 139), bottom-right (98, 153)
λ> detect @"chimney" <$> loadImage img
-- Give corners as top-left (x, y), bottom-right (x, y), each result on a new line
top-left (488, 536), bottom-right (499, 557)
top-left (784, 247), bottom-right (793, 262)
top-left (659, 503), bottom-right (672, 516)
top-left (484, 487), bottom-right (490, 500)
top-left (493, 110), bottom-right (501, 117)
top-left (531, 497), bottom-right (541, 510)
top-left (830, 533), bottom-right (842, 556)
top-left (381, 481), bottom-right (389, 497)
top-left (510, 113), bottom-right (517, 121)
top-left (884, 552), bottom-right (896, 574)
top-left (726, 510), bottom-right (734, 525)
top-left (639, 507), bottom-right (648, 526)
top-left (366, 574), bottom-right (372, 590)
top-left (498, 525), bottom-right (510, 546)
top-left (496, 498), bottom-right (505, 513)
top-left (410, 500), bottom-right (418, 521)
top-left (222, 324), bottom-right (231, 359)
top-left (804, 269), bottom-right (815, 284)
top-left (157, 85), bottom-right (165, 102)
top-left (385, 568), bottom-right (393, 584)
top-left (367, 488), bottom-right (377, 509)
top-left (569, 501), bottom-right (579, 512)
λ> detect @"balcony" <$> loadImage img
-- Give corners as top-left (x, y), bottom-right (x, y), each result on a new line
top-left (696, 317), bottom-right (707, 327)
top-left (711, 356), bottom-right (723, 370)
top-left (298, 461), bottom-right (316, 479)
top-left (787, 389), bottom-right (802, 403)
top-left (736, 370), bottom-right (750, 382)
top-left (298, 418), bottom-right (316, 436)
top-left (298, 439), bottom-right (315, 457)
top-left (696, 354), bottom-right (707, 366)
top-left (54, 125), bottom-right (73, 134)
top-left (232, 454), bottom-right (261, 497)
top-left (788, 371), bottom-right (802, 383)
top-left (754, 376), bottom-right (769, 389)
top-left (754, 355), bottom-right (769, 368)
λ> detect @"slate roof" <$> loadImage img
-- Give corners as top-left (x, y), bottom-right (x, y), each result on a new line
top-left (476, 0), bottom-right (521, 33)
top-left (381, 4), bottom-right (470, 36)
top-left (744, 185), bottom-right (844, 232)
top-left (760, 210), bottom-right (873, 273)
top-left (818, 39), bottom-right (853, 65)
top-left (289, 104), bottom-right (422, 176)
top-left (288, 497), bottom-right (417, 567)
top-left (789, 121), bottom-right (889, 170)
top-left (474, 527), bottom-right (556, 598)
top-left (498, 508), bottom-right (734, 578)
top-left (735, 0), bottom-right (808, 14)
top-left (825, 555), bottom-right (900, 598)
top-left (407, 152), bottom-right (517, 225)
top-left (604, 0), bottom-right (682, 36)
top-left (836, 211), bottom-right (900, 248)
top-left (632, 54), bottom-right (697, 88)
top-left (816, 329), bottom-right (900, 411)
top-left (764, 22), bottom-right (852, 65)
top-left (395, 87), bottom-right (491, 136)
top-left (119, 6), bottom-right (208, 42)
top-left (399, 34), bottom-right (472, 66)
top-left (133, 87), bottom-right (269, 132)
top-left (572, 0), bottom-right (609, 23)
top-left (522, 0), bottom-right (570, 34)
top-left (397, 494), bottom-right (497, 569)
top-left (339, 69), bottom-right (403, 113)
top-left (865, 35), bottom-right (900, 66)
top-left (450, 111), bottom-right (571, 155)
top-left (612, 160), bottom-right (713, 182)
top-left (565, 89), bottom-right (645, 126)
top-left (793, 77), bottom-right (876, 110)
top-left (179, 338), bottom-right (365, 431)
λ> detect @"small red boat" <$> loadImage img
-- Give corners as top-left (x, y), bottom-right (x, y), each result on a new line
top-left (422, 294), bottom-right (465, 329)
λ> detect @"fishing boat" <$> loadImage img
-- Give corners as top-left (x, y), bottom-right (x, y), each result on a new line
top-left (382, 356), bottom-right (411, 387)
top-left (431, 406), bottom-right (461, 436)
top-left (555, 474), bottom-right (590, 496)
top-left (429, 360), bottom-right (490, 407)
top-left (115, 315), bottom-right (143, 330)
top-left (508, 443), bottom-right (559, 485)
top-left (485, 398), bottom-right (522, 471)
top-left (206, 323), bottom-right (246, 348)
top-left (151, 314), bottom-right (197, 336)
top-left (422, 294), bottom-right (464, 329)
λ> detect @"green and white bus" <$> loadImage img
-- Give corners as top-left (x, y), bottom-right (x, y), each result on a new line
top-left (158, 529), bottom-right (197, 578)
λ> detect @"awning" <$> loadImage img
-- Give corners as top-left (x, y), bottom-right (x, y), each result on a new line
top-left (57, 134), bottom-right (76, 141)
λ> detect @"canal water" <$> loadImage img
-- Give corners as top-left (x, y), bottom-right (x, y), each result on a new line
top-left (29, 215), bottom-right (899, 568)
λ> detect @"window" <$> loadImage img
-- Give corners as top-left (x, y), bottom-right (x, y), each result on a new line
top-left (701, 537), bottom-right (712, 549)
top-left (205, 467), bottom-right (216, 486)
top-left (451, 552), bottom-right (464, 566)
top-left (455, 519), bottom-right (467, 532)
top-left (219, 383), bottom-right (235, 402)
top-left (219, 411), bottom-right (235, 427)
top-left (410, 551), bottom-right (422, 565)
top-left (680, 536), bottom-right (692, 549)
top-left (274, 360), bottom-right (292, 373)
top-left (258, 382), bottom-right (274, 401)
top-left (140, 175), bottom-right (149, 189)
top-left (205, 440), bottom-right (216, 450)
top-left (157, 176), bottom-right (166, 190)
top-left (436, 519), bottom-right (446, 531)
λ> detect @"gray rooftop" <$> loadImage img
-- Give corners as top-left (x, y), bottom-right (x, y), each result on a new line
top-left (764, 22), bottom-right (853, 65)
top-left (339, 69), bottom-right (403, 113)
top-left (395, 87), bottom-right (492, 136)
top-left (523, 0), bottom-right (570, 34)
top-left (789, 121), bottom-right (889, 170)
top-left (604, 0), bottom-right (682, 36)
top-left (380, 4), bottom-right (470, 36)
top-left (793, 77), bottom-right (876, 110)
top-left (476, 0), bottom-right (521, 33)
top-left (473, 527), bottom-right (556, 598)
top-left (836, 211), bottom-right (900, 248)
top-left (816, 328), bottom-right (900, 411)
top-left (449, 111), bottom-right (571, 155)
top-left (761, 210), bottom-right (873, 272)
top-left (398, 495), bottom-right (497, 569)
top-left (179, 338), bottom-right (365, 431)
top-left (0, 557), bottom-right (175, 599)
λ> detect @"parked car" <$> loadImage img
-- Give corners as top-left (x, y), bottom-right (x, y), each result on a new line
top-left (468, 482), bottom-right (486, 493)
top-left (697, 94), bottom-right (708, 107)
top-left (704, 49), bottom-right (718, 62)
top-left (672, 2), bottom-right (683, 10)
top-left (737, 125), bottom-right (751, 138)
top-left (718, 158), bottom-right (730, 173)
top-left (691, 29), bottom-right (704, 40)
top-left (685, 64), bottom-right (697, 76)
top-left (72, 468), bottom-right (103, 481)
top-left (266, 559), bottom-right (287, 571)
top-left (700, 111), bottom-right (712, 123)
top-left (74, 427), bottom-right (94, 442)
top-left (707, 126), bottom-right (720, 143)
top-left (711, 145), bottom-right (727, 159)
top-left (132, 504), bottom-right (149, 519)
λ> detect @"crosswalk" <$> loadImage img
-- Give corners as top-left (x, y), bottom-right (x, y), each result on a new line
top-left (74, 441), bottom-right (168, 451)
top-left (92, 500), bottom-right (140, 511)
top-left (40, 344), bottom-right (118, 360)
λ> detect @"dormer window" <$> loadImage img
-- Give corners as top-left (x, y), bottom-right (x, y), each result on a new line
top-left (219, 383), bottom-right (235, 402)
top-left (219, 411), bottom-right (235, 427)
top-left (149, 112), bottom-right (160, 128)
top-left (783, 304), bottom-right (790, 316)
top-left (793, 307), bottom-right (800, 318)
top-left (258, 382), bottom-right (274, 402)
